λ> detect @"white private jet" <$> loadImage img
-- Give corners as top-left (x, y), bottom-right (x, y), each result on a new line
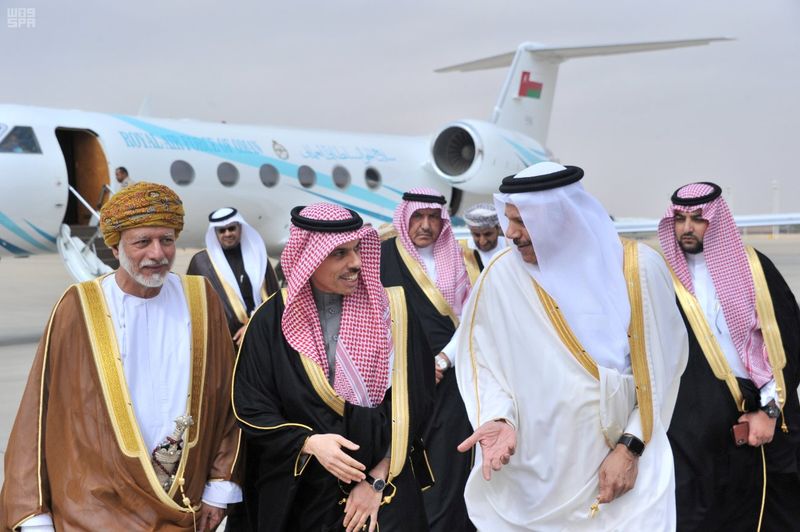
top-left (5, 37), bottom-right (793, 281)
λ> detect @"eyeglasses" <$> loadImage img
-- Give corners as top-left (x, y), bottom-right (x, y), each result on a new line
top-left (216, 224), bottom-right (239, 234)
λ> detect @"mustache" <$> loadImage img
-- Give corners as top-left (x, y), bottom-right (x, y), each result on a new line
top-left (140, 258), bottom-right (170, 267)
top-left (513, 237), bottom-right (530, 247)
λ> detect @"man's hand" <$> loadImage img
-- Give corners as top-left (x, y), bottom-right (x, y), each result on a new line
top-left (738, 410), bottom-right (777, 447)
top-left (434, 353), bottom-right (451, 385)
top-left (302, 434), bottom-right (366, 483)
top-left (232, 326), bottom-right (247, 347)
top-left (343, 458), bottom-right (389, 532)
top-left (197, 503), bottom-right (225, 531)
top-left (597, 444), bottom-right (639, 504)
top-left (457, 419), bottom-right (516, 481)
top-left (343, 480), bottom-right (382, 532)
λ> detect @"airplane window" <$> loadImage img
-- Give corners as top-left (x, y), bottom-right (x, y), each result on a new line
top-left (260, 164), bottom-right (279, 187)
top-left (217, 162), bottom-right (239, 187)
top-left (0, 126), bottom-right (42, 154)
top-left (170, 160), bottom-right (195, 185)
top-left (298, 165), bottom-right (316, 188)
top-left (332, 166), bottom-right (350, 189)
top-left (365, 167), bottom-right (382, 190)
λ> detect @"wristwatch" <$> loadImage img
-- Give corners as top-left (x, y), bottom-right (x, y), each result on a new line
top-left (761, 400), bottom-right (781, 419)
top-left (617, 433), bottom-right (645, 457)
top-left (364, 474), bottom-right (386, 492)
top-left (435, 354), bottom-right (450, 371)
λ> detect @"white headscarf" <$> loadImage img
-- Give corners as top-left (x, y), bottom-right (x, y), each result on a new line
top-left (494, 162), bottom-right (631, 372)
top-left (205, 208), bottom-right (269, 312)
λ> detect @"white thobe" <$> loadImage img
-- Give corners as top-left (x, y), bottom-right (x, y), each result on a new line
top-left (455, 244), bottom-right (688, 531)
top-left (416, 244), bottom-right (438, 282)
top-left (685, 253), bottom-right (777, 405)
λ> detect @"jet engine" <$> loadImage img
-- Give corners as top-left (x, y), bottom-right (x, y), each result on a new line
top-left (430, 120), bottom-right (550, 194)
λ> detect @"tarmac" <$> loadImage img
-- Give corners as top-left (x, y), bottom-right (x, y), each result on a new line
top-left (0, 235), bottom-right (798, 495)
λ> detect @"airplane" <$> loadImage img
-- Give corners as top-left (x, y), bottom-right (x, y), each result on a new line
top-left (3, 37), bottom-right (796, 282)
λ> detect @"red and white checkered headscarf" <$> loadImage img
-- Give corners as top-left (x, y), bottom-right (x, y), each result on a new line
top-left (658, 183), bottom-right (772, 387)
top-left (393, 187), bottom-right (470, 316)
top-left (281, 203), bottom-right (391, 406)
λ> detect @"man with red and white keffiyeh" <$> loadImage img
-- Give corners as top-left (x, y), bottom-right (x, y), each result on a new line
top-left (380, 188), bottom-right (474, 532)
top-left (233, 203), bottom-right (434, 532)
top-left (659, 182), bottom-right (800, 531)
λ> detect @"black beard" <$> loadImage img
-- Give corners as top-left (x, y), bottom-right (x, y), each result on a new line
top-left (678, 240), bottom-right (704, 254)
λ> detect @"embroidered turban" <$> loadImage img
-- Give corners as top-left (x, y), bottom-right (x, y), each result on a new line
top-left (463, 202), bottom-right (499, 229)
top-left (100, 182), bottom-right (185, 247)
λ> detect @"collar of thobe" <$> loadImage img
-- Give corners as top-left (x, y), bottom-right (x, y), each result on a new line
top-left (494, 181), bottom-right (630, 373)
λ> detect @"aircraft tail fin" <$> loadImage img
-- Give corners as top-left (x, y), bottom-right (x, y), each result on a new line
top-left (436, 38), bottom-right (731, 144)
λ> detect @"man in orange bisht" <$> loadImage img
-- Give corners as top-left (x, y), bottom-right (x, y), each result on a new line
top-left (0, 182), bottom-right (241, 531)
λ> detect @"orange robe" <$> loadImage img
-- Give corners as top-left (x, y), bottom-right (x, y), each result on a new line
top-left (0, 275), bottom-right (240, 531)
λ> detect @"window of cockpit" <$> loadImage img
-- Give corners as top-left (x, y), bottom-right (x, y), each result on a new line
top-left (0, 126), bottom-right (42, 153)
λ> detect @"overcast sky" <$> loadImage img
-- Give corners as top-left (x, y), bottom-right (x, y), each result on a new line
top-left (2, 0), bottom-right (798, 217)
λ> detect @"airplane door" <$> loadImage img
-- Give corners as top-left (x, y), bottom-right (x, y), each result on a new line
top-left (55, 128), bottom-right (110, 225)
top-left (53, 128), bottom-right (115, 281)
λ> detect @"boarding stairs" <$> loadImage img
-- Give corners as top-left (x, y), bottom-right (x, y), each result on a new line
top-left (56, 185), bottom-right (117, 282)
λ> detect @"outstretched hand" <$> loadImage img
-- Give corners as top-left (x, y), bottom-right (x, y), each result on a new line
top-left (457, 420), bottom-right (516, 481)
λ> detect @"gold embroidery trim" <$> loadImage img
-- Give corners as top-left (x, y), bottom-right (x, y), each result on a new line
top-left (385, 286), bottom-right (410, 482)
top-left (77, 280), bottom-right (140, 456)
top-left (77, 277), bottom-right (201, 511)
top-left (294, 436), bottom-right (313, 477)
top-left (420, 448), bottom-right (436, 491)
top-left (299, 355), bottom-right (346, 416)
top-left (467, 248), bottom-right (513, 426)
top-left (458, 239), bottom-right (482, 286)
top-left (395, 238), bottom-right (459, 328)
top-left (230, 428), bottom-right (243, 477)
top-left (182, 275), bottom-right (208, 447)
top-left (622, 239), bottom-right (654, 444)
top-left (534, 241), bottom-right (654, 441)
top-left (534, 282), bottom-right (600, 380)
top-left (33, 287), bottom-right (71, 510)
top-left (166, 275), bottom-right (209, 501)
top-left (278, 288), bottom-right (347, 416)
top-left (746, 246), bottom-right (788, 409)
top-left (231, 290), bottom-right (313, 432)
top-left (671, 271), bottom-right (746, 412)
top-left (207, 252), bottom-right (249, 325)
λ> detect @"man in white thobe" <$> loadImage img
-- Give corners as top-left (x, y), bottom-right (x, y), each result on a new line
top-left (455, 162), bottom-right (688, 531)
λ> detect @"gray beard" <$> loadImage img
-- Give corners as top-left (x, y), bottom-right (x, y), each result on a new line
top-left (118, 245), bottom-right (168, 288)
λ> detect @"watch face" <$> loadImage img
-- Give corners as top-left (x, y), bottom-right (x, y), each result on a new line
top-left (373, 478), bottom-right (386, 492)
top-left (436, 357), bottom-right (448, 371)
